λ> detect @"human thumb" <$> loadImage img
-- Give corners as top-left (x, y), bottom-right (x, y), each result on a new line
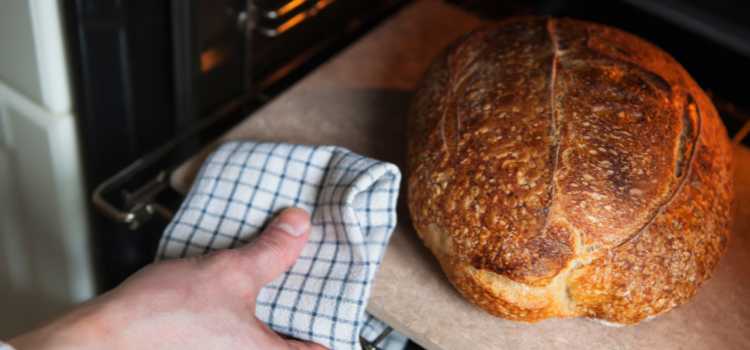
top-left (236, 207), bottom-right (311, 287)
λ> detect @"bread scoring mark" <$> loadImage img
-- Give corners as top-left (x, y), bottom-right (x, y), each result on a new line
top-left (616, 92), bottom-right (702, 248)
top-left (675, 94), bottom-right (696, 177)
top-left (636, 69), bottom-right (671, 95)
top-left (439, 35), bottom-right (487, 161)
top-left (537, 18), bottom-right (566, 252)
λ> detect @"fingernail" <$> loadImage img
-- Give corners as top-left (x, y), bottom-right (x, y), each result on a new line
top-left (269, 215), bottom-right (308, 237)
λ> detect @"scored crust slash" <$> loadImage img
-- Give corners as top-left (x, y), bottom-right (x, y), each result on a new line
top-left (407, 16), bottom-right (733, 324)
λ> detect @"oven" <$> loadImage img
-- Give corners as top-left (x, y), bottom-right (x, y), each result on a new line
top-left (63, 0), bottom-right (408, 290)
top-left (64, 1), bottom-right (750, 349)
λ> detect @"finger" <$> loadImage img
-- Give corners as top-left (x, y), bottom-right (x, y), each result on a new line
top-left (238, 207), bottom-right (311, 286)
top-left (285, 339), bottom-right (329, 350)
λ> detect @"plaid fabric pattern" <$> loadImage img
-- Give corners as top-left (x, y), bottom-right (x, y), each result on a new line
top-left (158, 142), bottom-right (406, 350)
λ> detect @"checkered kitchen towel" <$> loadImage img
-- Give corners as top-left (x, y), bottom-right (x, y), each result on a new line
top-left (157, 141), bottom-right (407, 350)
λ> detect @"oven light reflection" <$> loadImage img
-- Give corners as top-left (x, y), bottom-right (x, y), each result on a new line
top-left (200, 47), bottom-right (227, 72)
top-left (264, 0), bottom-right (335, 36)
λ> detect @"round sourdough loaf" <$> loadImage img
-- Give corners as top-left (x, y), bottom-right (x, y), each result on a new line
top-left (407, 17), bottom-right (733, 324)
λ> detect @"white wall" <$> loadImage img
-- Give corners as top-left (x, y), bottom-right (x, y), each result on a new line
top-left (0, 0), bottom-right (94, 338)
top-left (0, 0), bottom-right (44, 107)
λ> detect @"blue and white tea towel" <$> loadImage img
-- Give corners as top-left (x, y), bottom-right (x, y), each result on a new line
top-left (158, 142), bottom-right (407, 350)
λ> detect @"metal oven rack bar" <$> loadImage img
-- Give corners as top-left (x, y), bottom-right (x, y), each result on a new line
top-left (92, 90), bottom-right (260, 230)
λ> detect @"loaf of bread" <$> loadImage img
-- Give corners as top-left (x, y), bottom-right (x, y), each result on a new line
top-left (407, 17), bottom-right (733, 324)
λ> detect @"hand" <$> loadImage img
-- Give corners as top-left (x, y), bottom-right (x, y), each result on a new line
top-left (9, 208), bottom-right (326, 350)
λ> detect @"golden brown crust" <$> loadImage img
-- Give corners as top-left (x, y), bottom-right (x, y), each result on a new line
top-left (409, 17), bottom-right (573, 287)
top-left (407, 17), bottom-right (733, 323)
